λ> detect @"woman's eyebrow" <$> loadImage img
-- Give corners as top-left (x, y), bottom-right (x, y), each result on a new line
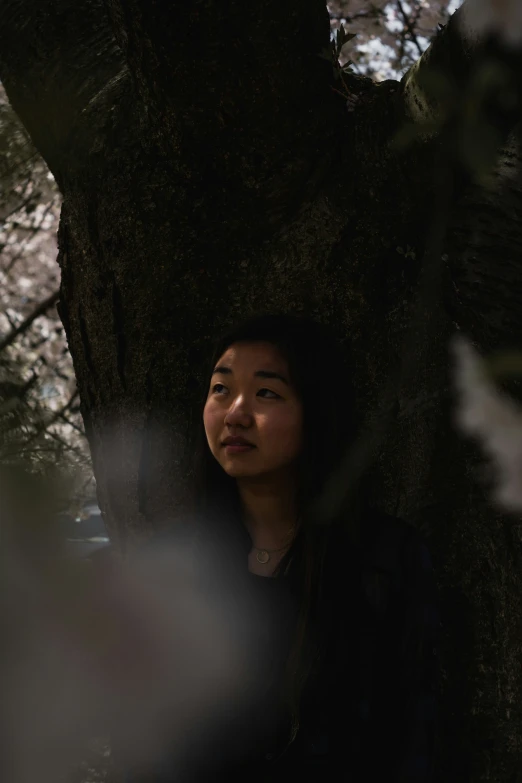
top-left (212, 366), bottom-right (289, 385)
top-left (255, 369), bottom-right (289, 385)
top-left (212, 365), bottom-right (232, 376)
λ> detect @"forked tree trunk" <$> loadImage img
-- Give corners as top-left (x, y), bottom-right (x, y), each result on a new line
top-left (1, 1), bottom-right (522, 779)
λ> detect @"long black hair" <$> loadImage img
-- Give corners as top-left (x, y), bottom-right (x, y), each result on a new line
top-left (187, 311), bottom-right (370, 738)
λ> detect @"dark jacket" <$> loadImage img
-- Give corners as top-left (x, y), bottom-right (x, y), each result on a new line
top-left (118, 508), bottom-right (439, 783)
top-left (299, 510), bottom-right (440, 782)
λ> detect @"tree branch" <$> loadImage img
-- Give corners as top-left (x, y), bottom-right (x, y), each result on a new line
top-left (0, 289), bottom-right (60, 352)
top-left (0, 0), bottom-right (130, 182)
top-left (103, 0), bottom-right (340, 234)
top-left (0, 190), bottom-right (40, 223)
top-left (383, 0), bottom-right (522, 250)
top-left (9, 390), bottom-right (80, 453)
top-left (58, 411), bottom-right (85, 436)
top-left (43, 427), bottom-right (89, 461)
top-left (396, 0), bottom-right (424, 58)
top-left (3, 202), bottom-right (57, 277)
top-left (397, 2), bottom-right (522, 169)
top-left (329, 7), bottom-right (385, 25)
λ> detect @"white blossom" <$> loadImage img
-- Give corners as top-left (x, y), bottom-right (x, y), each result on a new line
top-left (451, 334), bottom-right (522, 513)
top-left (2, 533), bottom-right (254, 783)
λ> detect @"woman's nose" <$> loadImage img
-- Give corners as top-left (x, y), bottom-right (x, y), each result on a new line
top-left (224, 398), bottom-right (252, 426)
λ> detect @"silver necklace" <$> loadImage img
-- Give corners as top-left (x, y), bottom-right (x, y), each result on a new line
top-left (254, 543), bottom-right (290, 564)
top-left (252, 522), bottom-right (298, 564)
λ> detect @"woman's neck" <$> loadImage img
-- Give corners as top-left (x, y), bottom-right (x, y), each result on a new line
top-left (237, 473), bottom-right (299, 549)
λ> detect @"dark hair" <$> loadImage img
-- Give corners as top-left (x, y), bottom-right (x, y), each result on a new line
top-left (187, 312), bottom-right (369, 741)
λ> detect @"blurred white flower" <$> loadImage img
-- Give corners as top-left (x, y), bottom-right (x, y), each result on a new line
top-left (459, 0), bottom-right (522, 47)
top-left (451, 334), bottom-right (522, 513)
top-left (2, 533), bottom-right (255, 783)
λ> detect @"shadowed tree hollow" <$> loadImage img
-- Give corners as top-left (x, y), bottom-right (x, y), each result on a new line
top-left (1, 1), bottom-right (522, 780)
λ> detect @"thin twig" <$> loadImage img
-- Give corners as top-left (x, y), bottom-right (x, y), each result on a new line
top-left (10, 391), bottom-right (79, 452)
top-left (0, 151), bottom-right (39, 183)
top-left (3, 201), bottom-right (57, 276)
top-left (0, 289), bottom-right (60, 352)
top-left (0, 190), bottom-right (40, 224)
top-left (58, 412), bottom-right (85, 435)
top-left (43, 427), bottom-right (89, 461)
top-left (396, 0), bottom-right (424, 57)
top-left (329, 7), bottom-right (385, 24)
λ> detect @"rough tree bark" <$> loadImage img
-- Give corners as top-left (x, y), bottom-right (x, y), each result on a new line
top-left (1, 1), bottom-right (522, 780)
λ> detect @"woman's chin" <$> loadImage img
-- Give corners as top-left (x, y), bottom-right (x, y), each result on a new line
top-left (222, 464), bottom-right (259, 478)
top-left (219, 455), bottom-right (266, 479)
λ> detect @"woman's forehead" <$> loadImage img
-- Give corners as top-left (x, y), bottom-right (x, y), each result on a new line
top-left (217, 341), bottom-right (287, 370)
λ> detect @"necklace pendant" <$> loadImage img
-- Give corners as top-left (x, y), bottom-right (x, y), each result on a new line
top-left (256, 550), bottom-right (270, 564)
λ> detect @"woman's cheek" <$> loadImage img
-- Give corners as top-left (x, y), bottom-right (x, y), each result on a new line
top-left (283, 413), bottom-right (304, 458)
top-left (203, 405), bottom-right (217, 445)
top-left (270, 414), bottom-right (302, 454)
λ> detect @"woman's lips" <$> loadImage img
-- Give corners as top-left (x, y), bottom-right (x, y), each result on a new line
top-left (223, 444), bottom-right (255, 454)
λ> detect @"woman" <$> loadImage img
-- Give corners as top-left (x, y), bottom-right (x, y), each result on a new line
top-left (122, 312), bottom-right (439, 783)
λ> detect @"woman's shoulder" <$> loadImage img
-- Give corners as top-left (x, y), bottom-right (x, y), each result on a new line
top-left (331, 506), bottom-right (418, 552)
top-left (361, 507), bottom-right (430, 553)
top-left (324, 510), bottom-right (434, 627)
top-left (330, 506), bottom-right (433, 588)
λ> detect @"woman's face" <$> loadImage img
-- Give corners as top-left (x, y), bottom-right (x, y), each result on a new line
top-left (203, 341), bottom-right (303, 480)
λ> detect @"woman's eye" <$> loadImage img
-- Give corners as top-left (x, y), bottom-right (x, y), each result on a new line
top-left (212, 383), bottom-right (227, 394)
top-left (211, 384), bottom-right (280, 399)
top-left (257, 388), bottom-right (280, 399)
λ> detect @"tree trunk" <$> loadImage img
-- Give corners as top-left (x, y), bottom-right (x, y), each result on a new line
top-left (1, 1), bottom-right (522, 780)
